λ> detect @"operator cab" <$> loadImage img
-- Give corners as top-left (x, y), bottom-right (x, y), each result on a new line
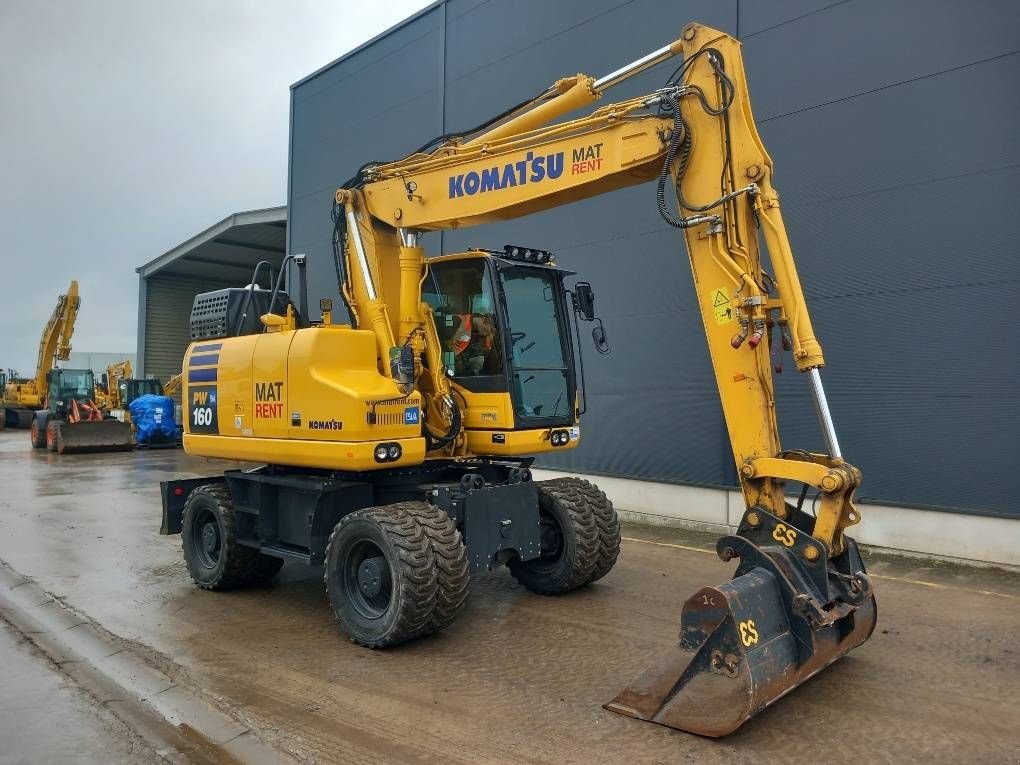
top-left (425, 245), bottom-right (596, 430)
top-left (121, 378), bottom-right (165, 406)
top-left (46, 368), bottom-right (96, 412)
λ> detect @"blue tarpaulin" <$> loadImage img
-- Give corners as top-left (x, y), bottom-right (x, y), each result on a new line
top-left (128, 394), bottom-right (179, 444)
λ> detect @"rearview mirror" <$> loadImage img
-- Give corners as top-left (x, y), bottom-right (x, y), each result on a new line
top-left (573, 282), bottom-right (596, 321)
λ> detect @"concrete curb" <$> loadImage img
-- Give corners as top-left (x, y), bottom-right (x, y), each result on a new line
top-left (0, 560), bottom-right (298, 765)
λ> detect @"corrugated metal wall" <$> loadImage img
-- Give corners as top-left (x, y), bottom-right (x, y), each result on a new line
top-left (142, 275), bottom-right (233, 394)
top-left (289, 0), bottom-right (1020, 518)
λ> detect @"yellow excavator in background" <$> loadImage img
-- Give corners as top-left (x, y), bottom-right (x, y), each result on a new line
top-left (95, 359), bottom-right (165, 414)
top-left (159, 23), bottom-right (875, 736)
top-left (94, 359), bottom-right (132, 412)
top-left (2, 281), bottom-right (80, 430)
top-left (161, 371), bottom-right (183, 399)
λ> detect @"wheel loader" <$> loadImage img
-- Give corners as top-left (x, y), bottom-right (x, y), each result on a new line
top-left (160, 22), bottom-right (876, 736)
top-left (30, 367), bottom-right (132, 454)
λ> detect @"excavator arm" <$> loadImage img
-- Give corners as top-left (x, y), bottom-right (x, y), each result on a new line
top-left (36, 280), bottom-right (80, 391)
top-left (162, 372), bottom-right (183, 399)
top-left (327, 22), bottom-right (874, 735)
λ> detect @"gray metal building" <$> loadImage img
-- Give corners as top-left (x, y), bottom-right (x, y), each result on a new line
top-left (135, 207), bottom-right (286, 387)
top-left (287, 0), bottom-right (1019, 526)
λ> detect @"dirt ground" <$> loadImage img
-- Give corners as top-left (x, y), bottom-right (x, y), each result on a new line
top-left (0, 429), bottom-right (1017, 764)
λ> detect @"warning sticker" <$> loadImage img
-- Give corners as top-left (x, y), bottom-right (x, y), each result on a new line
top-left (710, 287), bottom-right (734, 325)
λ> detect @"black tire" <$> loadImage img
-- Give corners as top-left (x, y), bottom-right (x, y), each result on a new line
top-left (507, 479), bottom-right (600, 595)
top-left (251, 555), bottom-right (285, 583)
top-left (541, 478), bottom-right (620, 583)
top-left (29, 415), bottom-right (48, 449)
top-left (402, 502), bottom-right (470, 634)
top-left (324, 504), bottom-right (438, 648)
top-left (181, 484), bottom-right (276, 590)
top-left (45, 420), bottom-right (61, 452)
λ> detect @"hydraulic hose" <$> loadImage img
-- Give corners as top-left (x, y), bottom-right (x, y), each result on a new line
top-left (656, 90), bottom-right (699, 228)
top-left (656, 80), bottom-right (754, 228)
top-left (424, 394), bottom-right (462, 452)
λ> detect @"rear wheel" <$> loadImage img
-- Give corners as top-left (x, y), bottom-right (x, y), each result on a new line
top-left (507, 479), bottom-right (600, 595)
top-left (29, 415), bottom-right (48, 449)
top-left (324, 504), bottom-right (437, 648)
top-left (182, 484), bottom-right (282, 589)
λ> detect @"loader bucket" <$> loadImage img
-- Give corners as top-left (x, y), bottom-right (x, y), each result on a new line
top-left (606, 509), bottom-right (877, 737)
top-left (56, 420), bottom-right (134, 454)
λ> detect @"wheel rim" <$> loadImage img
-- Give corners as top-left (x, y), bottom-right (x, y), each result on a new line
top-left (191, 508), bottom-right (222, 569)
top-left (534, 509), bottom-right (566, 570)
top-left (341, 540), bottom-right (392, 619)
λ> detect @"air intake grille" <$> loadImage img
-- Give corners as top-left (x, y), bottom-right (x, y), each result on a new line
top-left (190, 292), bottom-right (229, 340)
top-left (188, 288), bottom-right (295, 341)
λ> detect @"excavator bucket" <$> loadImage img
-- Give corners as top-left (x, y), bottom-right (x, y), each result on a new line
top-left (56, 420), bottom-right (133, 454)
top-left (606, 508), bottom-right (877, 737)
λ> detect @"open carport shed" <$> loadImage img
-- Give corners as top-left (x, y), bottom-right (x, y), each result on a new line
top-left (135, 206), bottom-right (286, 384)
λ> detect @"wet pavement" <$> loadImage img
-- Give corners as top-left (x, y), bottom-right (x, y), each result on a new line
top-left (0, 428), bottom-right (1018, 763)
top-left (0, 617), bottom-right (155, 764)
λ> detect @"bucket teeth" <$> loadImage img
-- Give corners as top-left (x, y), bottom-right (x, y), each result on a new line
top-left (606, 530), bottom-right (877, 737)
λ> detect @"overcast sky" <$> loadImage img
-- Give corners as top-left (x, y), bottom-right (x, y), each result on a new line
top-left (0, 0), bottom-right (430, 372)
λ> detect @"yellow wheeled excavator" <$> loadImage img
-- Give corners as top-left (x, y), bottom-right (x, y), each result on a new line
top-left (160, 22), bottom-right (875, 736)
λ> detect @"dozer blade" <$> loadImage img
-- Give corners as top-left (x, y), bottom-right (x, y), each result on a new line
top-left (606, 513), bottom-right (877, 737)
top-left (56, 420), bottom-right (133, 454)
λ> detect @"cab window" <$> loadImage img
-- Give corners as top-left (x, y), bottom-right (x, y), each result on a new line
top-left (424, 259), bottom-right (504, 390)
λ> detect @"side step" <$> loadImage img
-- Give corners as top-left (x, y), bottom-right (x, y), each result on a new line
top-left (257, 544), bottom-right (312, 566)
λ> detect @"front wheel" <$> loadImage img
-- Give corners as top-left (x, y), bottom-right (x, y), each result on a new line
top-left (29, 415), bottom-right (49, 449)
top-left (507, 479), bottom-right (602, 595)
top-left (46, 420), bottom-right (62, 452)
